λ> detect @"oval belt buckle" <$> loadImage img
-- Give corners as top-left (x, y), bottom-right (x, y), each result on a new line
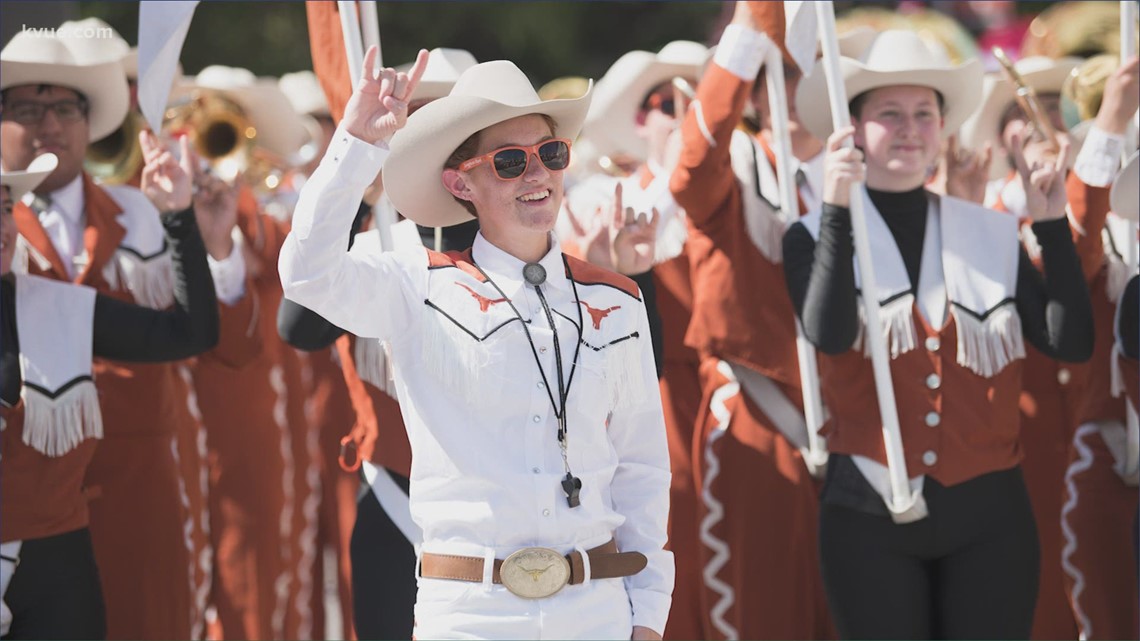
top-left (499, 547), bottom-right (571, 599)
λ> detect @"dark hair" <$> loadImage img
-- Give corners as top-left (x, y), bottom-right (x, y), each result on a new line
top-left (849, 87), bottom-right (945, 120)
top-left (0, 84), bottom-right (90, 116)
top-left (443, 113), bottom-right (558, 218)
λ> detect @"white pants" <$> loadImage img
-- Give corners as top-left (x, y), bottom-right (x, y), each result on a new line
top-left (412, 574), bottom-right (633, 640)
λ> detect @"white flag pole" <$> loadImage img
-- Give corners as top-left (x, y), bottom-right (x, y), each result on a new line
top-left (815, 1), bottom-right (924, 521)
top-left (1120, 0), bottom-right (1140, 503)
top-left (360, 1), bottom-right (382, 68)
top-left (763, 41), bottom-right (828, 474)
top-left (337, 1), bottom-right (365, 86)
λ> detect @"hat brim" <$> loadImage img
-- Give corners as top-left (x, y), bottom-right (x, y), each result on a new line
top-left (0, 59), bottom-right (129, 141)
top-left (796, 57), bottom-right (983, 142)
top-left (1111, 151), bottom-right (1139, 223)
top-left (583, 55), bottom-right (704, 161)
top-left (1, 153), bottom-right (59, 201)
top-left (385, 88), bottom-right (592, 228)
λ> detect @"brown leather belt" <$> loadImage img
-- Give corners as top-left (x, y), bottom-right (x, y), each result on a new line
top-left (420, 540), bottom-right (647, 599)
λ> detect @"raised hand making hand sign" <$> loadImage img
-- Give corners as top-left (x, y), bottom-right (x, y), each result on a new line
top-left (343, 46), bottom-right (430, 146)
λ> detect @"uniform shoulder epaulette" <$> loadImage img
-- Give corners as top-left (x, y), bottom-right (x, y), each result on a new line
top-left (563, 254), bottom-right (641, 301)
top-left (425, 247), bottom-right (486, 282)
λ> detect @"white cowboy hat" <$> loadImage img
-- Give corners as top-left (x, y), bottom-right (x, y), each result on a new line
top-left (1111, 151), bottom-right (1139, 222)
top-left (400, 48), bottom-right (480, 103)
top-left (1, 153), bottom-right (59, 201)
top-left (959, 56), bottom-right (1082, 180)
top-left (178, 65), bottom-right (311, 159)
top-left (581, 40), bottom-right (708, 162)
top-left (794, 30), bottom-right (983, 142)
top-left (57, 18), bottom-right (130, 65)
top-left (279, 70), bottom-right (330, 118)
top-left (385, 60), bottom-right (593, 228)
top-left (0, 30), bottom-right (129, 141)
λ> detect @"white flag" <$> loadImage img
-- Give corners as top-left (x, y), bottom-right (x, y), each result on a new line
top-left (784, 1), bottom-right (818, 77)
top-left (138, 1), bottom-right (198, 134)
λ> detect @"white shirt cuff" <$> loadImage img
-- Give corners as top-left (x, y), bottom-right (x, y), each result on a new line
top-left (1073, 125), bottom-right (1125, 188)
top-left (713, 24), bottom-right (771, 82)
top-left (207, 235), bottom-right (247, 306)
top-left (629, 587), bottom-right (671, 636)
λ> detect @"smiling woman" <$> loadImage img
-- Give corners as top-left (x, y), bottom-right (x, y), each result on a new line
top-left (781, 28), bottom-right (1093, 640)
top-left (279, 49), bottom-right (673, 640)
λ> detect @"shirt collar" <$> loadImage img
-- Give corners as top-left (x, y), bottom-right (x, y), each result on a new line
top-left (471, 231), bottom-right (570, 297)
top-left (49, 174), bottom-right (85, 226)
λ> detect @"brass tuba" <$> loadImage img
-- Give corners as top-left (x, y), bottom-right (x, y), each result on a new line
top-left (1061, 54), bottom-right (1119, 129)
top-left (85, 110), bottom-right (145, 185)
top-left (163, 89), bottom-right (257, 183)
top-left (1022, 1), bottom-right (1139, 59)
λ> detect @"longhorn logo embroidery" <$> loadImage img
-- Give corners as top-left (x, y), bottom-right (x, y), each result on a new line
top-left (520, 563), bottom-right (556, 581)
top-left (580, 301), bottom-right (621, 330)
top-left (456, 282), bottom-right (509, 312)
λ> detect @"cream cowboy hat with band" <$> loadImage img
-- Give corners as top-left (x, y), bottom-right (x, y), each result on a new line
top-left (0, 30), bottom-right (129, 141)
top-left (794, 29), bottom-right (983, 142)
top-left (582, 40), bottom-right (709, 162)
top-left (384, 60), bottom-right (592, 228)
top-left (959, 56), bottom-right (1082, 180)
top-left (1, 154), bottom-right (59, 201)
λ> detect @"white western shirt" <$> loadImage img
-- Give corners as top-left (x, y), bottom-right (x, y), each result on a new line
top-left (279, 128), bottom-right (673, 633)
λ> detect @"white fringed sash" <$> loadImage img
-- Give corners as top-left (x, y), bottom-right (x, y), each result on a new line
top-left (14, 275), bottom-right (102, 457)
top-left (801, 190), bottom-right (1024, 378)
top-left (99, 184), bottom-right (175, 309)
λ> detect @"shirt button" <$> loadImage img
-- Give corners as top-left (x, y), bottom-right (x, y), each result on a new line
top-left (925, 411), bottom-right (941, 427)
top-left (539, 346), bottom-right (548, 354)
top-left (1057, 368), bottom-right (1071, 385)
top-left (925, 337), bottom-right (940, 352)
top-left (925, 374), bottom-right (941, 390)
top-left (537, 381), bottom-right (545, 390)
top-left (542, 509), bottom-right (551, 517)
top-left (532, 415), bottom-right (541, 423)
top-left (532, 467), bottom-right (541, 474)
top-left (922, 450), bottom-right (938, 466)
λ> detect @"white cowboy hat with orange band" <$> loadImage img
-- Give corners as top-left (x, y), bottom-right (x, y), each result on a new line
top-left (794, 29), bottom-right (983, 142)
top-left (384, 61), bottom-right (592, 228)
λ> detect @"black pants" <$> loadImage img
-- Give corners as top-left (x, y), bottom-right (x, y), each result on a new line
top-left (350, 468), bottom-right (416, 641)
top-left (819, 466), bottom-right (1039, 640)
top-left (2, 528), bottom-right (105, 640)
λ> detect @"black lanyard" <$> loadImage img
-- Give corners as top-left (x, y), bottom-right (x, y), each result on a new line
top-left (473, 256), bottom-right (585, 507)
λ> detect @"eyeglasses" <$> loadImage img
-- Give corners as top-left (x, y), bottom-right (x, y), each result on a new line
top-left (643, 94), bottom-right (676, 117)
top-left (458, 138), bottom-right (572, 180)
top-left (1, 100), bottom-right (88, 125)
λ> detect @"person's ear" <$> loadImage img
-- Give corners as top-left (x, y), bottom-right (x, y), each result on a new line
top-left (441, 169), bottom-right (472, 201)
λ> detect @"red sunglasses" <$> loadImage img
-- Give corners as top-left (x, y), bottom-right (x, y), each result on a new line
top-left (458, 138), bottom-right (572, 180)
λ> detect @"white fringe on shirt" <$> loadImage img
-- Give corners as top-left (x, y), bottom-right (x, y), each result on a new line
top-left (20, 382), bottom-right (103, 457)
top-left (950, 303), bottom-right (1027, 379)
top-left (14, 274), bottom-right (102, 456)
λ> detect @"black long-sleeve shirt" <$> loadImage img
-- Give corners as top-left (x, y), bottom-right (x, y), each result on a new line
top-left (1, 207), bottom-right (220, 406)
top-left (783, 187), bottom-right (1094, 362)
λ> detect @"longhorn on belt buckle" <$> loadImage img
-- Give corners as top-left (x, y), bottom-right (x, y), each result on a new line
top-left (499, 547), bottom-right (571, 599)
